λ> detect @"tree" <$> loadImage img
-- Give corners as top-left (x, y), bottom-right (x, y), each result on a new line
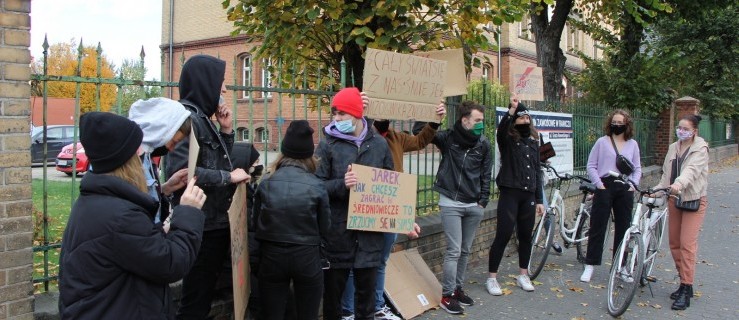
top-left (32, 39), bottom-right (117, 113)
top-left (223, 0), bottom-right (530, 89)
top-left (118, 58), bottom-right (163, 115)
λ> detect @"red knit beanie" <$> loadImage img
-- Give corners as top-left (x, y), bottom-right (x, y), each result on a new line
top-left (331, 87), bottom-right (363, 118)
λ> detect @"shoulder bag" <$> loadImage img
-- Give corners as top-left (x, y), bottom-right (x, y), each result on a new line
top-left (609, 136), bottom-right (635, 176)
top-left (673, 147), bottom-right (700, 212)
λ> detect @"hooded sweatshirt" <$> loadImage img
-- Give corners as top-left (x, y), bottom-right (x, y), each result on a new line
top-left (128, 98), bottom-right (190, 153)
top-left (178, 55), bottom-right (225, 117)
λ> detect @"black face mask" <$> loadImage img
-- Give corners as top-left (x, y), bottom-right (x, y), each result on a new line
top-left (514, 124), bottom-right (531, 138)
top-left (151, 146), bottom-right (169, 157)
top-left (373, 120), bottom-right (390, 134)
top-left (250, 164), bottom-right (264, 178)
top-left (610, 124), bottom-right (626, 136)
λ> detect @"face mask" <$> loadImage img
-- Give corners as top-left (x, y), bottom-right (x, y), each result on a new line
top-left (335, 119), bottom-right (356, 134)
top-left (373, 120), bottom-right (390, 134)
top-left (676, 128), bottom-right (694, 141)
top-left (514, 124), bottom-right (531, 138)
top-left (470, 122), bottom-right (484, 136)
top-left (610, 124), bottom-right (626, 135)
top-left (249, 164), bottom-right (264, 178)
top-left (151, 146), bottom-right (169, 157)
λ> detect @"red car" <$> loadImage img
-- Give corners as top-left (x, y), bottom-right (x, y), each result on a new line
top-left (55, 142), bottom-right (89, 176)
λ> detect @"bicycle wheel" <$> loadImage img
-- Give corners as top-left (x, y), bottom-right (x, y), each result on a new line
top-left (607, 232), bottom-right (644, 317)
top-left (574, 208), bottom-right (591, 263)
top-left (641, 211), bottom-right (667, 286)
top-left (528, 210), bottom-right (555, 279)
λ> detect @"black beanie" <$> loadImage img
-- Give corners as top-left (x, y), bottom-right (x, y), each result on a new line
top-left (511, 103), bottom-right (530, 122)
top-left (231, 142), bottom-right (260, 170)
top-left (281, 120), bottom-right (315, 159)
top-left (80, 112), bottom-right (143, 173)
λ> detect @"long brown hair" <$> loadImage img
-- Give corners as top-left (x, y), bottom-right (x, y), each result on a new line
top-left (106, 154), bottom-right (148, 193)
top-left (604, 109), bottom-right (634, 140)
top-left (268, 153), bottom-right (319, 174)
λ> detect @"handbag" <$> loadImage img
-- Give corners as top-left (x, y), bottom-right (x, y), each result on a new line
top-left (672, 146), bottom-right (700, 212)
top-left (610, 136), bottom-right (635, 176)
top-left (539, 134), bottom-right (556, 162)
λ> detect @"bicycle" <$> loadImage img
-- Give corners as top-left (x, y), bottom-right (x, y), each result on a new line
top-left (527, 163), bottom-right (597, 280)
top-left (605, 171), bottom-right (671, 317)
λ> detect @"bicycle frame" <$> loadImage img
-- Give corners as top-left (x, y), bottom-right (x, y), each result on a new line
top-left (542, 165), bottom-right (591, 245)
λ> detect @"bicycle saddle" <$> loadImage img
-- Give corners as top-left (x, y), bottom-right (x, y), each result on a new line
top-left (579, 182), bottom-right (596, 193)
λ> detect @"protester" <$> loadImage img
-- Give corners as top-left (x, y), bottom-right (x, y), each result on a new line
top-left (486, 98), bottom-right (545, 296)
top-left (252, 120), bottom-right (330, 320)
top-left (128, 97), bottom-right (192, 228)
top-left (339, 94), bottom-right (442, 320)
top-left (653, 114), bottom-right (709, 310)
top-left (581, 109), bottom-right (642, 282)
top-left (315, 87), bottom-right (394, 320)
top-left (165, 54), bottom-right (251, 319)
top-left (59, 112), bottom-right (206, 319)
top-left (432, 101), bottom-right (493, 314)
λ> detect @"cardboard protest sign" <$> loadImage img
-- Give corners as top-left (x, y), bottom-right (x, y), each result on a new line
top-left (228, 184), bottom-right (250, 320)
top-left (385, 248), bottom-right (442, 319)
top-left (510, 65), bottom-right (544, 101)
top-left (362, 48), bottom-right (447, 122)
top-left (187, 128), bottom-right (199, 181)
top-left (347, 164), bottom-right (416, 233)
top-left (413, 48), bottom-right (467, 96)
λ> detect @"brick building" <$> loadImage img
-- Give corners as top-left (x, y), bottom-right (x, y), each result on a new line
top-left (160, 0), bottom-right (601, 150)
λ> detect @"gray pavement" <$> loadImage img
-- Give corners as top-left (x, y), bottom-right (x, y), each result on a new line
top-left (414, 157), bottom-right (739, 319)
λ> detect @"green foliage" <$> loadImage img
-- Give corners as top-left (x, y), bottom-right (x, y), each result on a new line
top-left (118, 59), bottom-right (163, 115)
top-left (222, 0), bottom-right (530, 88)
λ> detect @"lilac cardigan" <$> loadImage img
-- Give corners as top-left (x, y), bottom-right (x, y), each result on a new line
top-left (586, 136), bottom-right (642, 188)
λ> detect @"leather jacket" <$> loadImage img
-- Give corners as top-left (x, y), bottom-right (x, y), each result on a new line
top-left (431, 129), bottom-right (494, 208)
top-left (495, 112), bottom-right (544, 204)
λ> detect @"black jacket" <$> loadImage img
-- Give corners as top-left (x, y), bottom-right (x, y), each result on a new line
top-left (495, 111), bottom-right (544, 204)
top-left (165, 55), bottom-right (236, 231)
top-left (59, 173), bottom-right (204, 320)
top-left (314, 127), bottom-right (394, 269)
top-left (432, 129), bottom-right (494, 208)
top-left (254, 165), bottom-right (330, 245)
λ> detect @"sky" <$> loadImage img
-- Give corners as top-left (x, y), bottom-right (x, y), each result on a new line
top-left (30, 0), bottom-right (162, 80)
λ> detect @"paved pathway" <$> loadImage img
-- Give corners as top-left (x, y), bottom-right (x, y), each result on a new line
top-left (414, 157), bottom-right (739, 319)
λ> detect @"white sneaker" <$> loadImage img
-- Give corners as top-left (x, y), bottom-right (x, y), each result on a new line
top-left (517, 274), bottom-right (535, 292)
top-left (485, 277), bottom-right (502, 296)
top-left (618, 267), bottom-right (635, 283)
top-left (580, 265), bottom-right (594, 282)
top-left (341, 314), bottom-right (354, 320)
top-left (374, 305), bottom-right (401, 320)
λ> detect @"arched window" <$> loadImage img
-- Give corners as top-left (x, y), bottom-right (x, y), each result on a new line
top-left (237, 127), bottom-right (250, 142)
top-left (238, 53), bottom-right (252, 99)
top-left (261, 58), bottom-right (273, 98)
top-left (255, 127), bottom-right (269, 143)
top-left (482, 63), bottom-right (494, 81)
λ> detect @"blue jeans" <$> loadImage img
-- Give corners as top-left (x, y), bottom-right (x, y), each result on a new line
top-left (341, 232), bottom-right (396, 314)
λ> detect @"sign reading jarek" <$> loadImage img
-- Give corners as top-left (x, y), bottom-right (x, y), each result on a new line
top-left (363, 48), bottom-right (447, 122)
top-left (510, 65), bottom-right (544, 101)
top-left (347, 164), bottom-right (416, 233)
top-left (494, 107), bottom-right (574, 178)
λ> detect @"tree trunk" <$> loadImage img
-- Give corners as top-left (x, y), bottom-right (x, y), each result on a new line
top-left (343, 43), bottom-right (365, 90)
top-left (530, 0), bottom-right (574, 102)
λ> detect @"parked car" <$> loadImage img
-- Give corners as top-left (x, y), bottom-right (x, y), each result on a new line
top-left (55, 142), bottom-right (89, 176)
top-left (30, 125), bottom-right (77, 163)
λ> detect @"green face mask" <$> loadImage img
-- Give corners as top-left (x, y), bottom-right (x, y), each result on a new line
top-left (471, 122), bottom-right (484, 136)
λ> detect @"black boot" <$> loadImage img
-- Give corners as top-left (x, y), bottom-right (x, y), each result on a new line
top-left (670, 284), bottom-right (684, 300)
top-left (672, 284), bottom-right (692, 310)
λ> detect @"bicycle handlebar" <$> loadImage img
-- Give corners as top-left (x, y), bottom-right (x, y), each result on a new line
top-left (542, 162), bottom-right (591, 183)
top-left (606, 170), bottom-right (672, 195)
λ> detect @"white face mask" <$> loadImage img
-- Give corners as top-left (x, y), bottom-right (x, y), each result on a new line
top-left (676, 128), bottom-right (694, 141)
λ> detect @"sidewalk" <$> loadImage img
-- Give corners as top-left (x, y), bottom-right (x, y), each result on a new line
top-left (414, 158), bottom-right (739, 319)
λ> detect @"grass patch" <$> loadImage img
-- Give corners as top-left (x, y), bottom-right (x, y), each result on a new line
top-left (32, 178), bottom-right (78, 292)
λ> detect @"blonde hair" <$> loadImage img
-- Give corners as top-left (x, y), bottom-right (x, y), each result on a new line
top-left (268, 153), bottom-right (319, 174)
top-left (106, 154), bottom-right (148, 193)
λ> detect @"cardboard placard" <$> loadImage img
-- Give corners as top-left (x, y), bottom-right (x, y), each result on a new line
top-left (347, 164), bottom-right (416, 233)
top-left (385, 248), bottom-right (442, 319)
top-left (413, 48), bottom-right (467, 96)
top-left (510, 65), bottom-right (544, 101)
top-left (228, 184), bottom-right (250, 320)
top-left (187, 128), bottom-right (199, 181)
top-left (363, 48), bottom-right (447, 122)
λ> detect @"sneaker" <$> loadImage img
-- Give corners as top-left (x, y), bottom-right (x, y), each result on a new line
top-left (485, 278), bottom-right (502, 296)
top-left (341, 314), bottom-right (354, 320)
top-left (580, 265), bottom-right (594, 282)
top-left (374, 305), bottom-right (401, 320)
top-left (551, 242), bottom-right (563, 255)
top-left (517, 274), bottom-right (535, 292)
top-left (453, 287), bottom-right (474, 306)
top-left (618, 267), bottom-right (634, 283)
top-left (440, 295), bottom-right (463, 314)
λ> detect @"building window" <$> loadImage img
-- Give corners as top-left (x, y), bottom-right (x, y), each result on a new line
top-left (518, 14), bottom-right (533, 40)
top-left (261, 58), bottom-right (272, 98)
top-left (255, 127), bottom-right (269, 143)
top-left (567, 25), bottom-right (580, 53)
top-left (482, 63), bottom-right (493, 81)
top-left (237, 127), bottom-right (250, 142)
top-left (240, 54), bottom-right (252, 99)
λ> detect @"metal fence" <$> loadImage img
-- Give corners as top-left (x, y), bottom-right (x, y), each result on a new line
top-left (699, 116), bottom-right (736, 147)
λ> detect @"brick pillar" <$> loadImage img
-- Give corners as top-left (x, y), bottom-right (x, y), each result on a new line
top-left (0, 0), bottom-right (34, 319)
top-left (674, 96), bottom-right (701, 121)
top-left (653, 106), bottom-right (673, 165)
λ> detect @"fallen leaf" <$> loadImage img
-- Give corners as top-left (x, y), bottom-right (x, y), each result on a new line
top-left (532, 280), bottom-right (543, 286)
top-left (636, 302), bottom-right (648, 307)
top-left (556, 293), bottom-right (565, 298)
top-left (501, 288), bottom-right (513, 296)
top-left (589, 284), bottom-right (606, 289)
top-left (569, 286), bottom-right (585, 293)
top-left (580, 303), bottom-right (588, 307)
top-left (694, 291), bottom-right (703, 297)
top-left (550, 287), bottom-right (562, 292)
top-left (652, 304), bottom-right (662, 309)
top-left (504, 281), bottom-right (517, 287)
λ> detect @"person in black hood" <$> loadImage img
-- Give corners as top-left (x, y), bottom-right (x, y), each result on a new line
top-left (485, 96), bottom-right (545, 296)
top-left (165, 54), bottom-right (251, 319)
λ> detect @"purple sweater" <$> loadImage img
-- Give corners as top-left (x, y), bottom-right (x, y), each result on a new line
top-left (587, 136), bottom-right (642, 188)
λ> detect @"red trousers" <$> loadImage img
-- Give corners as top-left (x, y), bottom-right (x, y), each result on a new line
top-left (668, 196), bottom-right (707, 285)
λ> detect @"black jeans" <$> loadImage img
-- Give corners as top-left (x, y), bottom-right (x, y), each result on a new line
top-left (176, 229), bottom-right (231, 320)
top-left (258, 242), bottom-right (323, 320)
top-left (585, 177), bottom-right (634, 265)
top-left (323, 267), bottom-right (378, 320)
top-left (488, 187), bottom-right (537, 272)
